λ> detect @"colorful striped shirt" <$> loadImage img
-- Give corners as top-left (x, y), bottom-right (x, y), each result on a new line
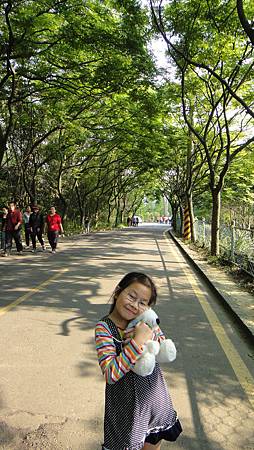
top-left (95, 320), bottom-right (165, 385)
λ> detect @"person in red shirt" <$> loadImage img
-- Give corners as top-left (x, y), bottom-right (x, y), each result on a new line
top-left (5, 202), bottom-right (23, 256)
top-left (45, 206), bottom-right (64, 253)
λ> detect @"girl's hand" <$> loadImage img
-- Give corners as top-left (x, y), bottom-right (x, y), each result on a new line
top-left (133, 321), bottom-right (153, 347)
top-left (123, 326), bottom-right (135, 345)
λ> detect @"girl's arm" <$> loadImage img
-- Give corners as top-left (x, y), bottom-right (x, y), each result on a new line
top-left (124, 324), bottom-right (166, 344)
top-left (95, 322), bottom-right (143, 384)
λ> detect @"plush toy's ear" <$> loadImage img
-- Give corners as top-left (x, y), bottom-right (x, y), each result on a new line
top-left (126, 308), bottom-right (156, 331)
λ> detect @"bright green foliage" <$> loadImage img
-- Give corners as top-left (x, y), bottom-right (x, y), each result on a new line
top-left (150, 0), bottom-right (254, 254)
top-left (0, 0), bottom-right (253, 236)
top-left (0, 0), bottom-right (158, 227)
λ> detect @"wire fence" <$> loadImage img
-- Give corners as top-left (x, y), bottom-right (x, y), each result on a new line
top-left (194, 219), bottom-right (254, 277)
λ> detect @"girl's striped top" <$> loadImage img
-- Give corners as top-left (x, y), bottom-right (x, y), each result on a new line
top-left (95, 320), bottom-right (165, 384)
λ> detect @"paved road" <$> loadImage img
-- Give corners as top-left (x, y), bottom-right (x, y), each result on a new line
top-left (0, 225), bottom-right (253, 450)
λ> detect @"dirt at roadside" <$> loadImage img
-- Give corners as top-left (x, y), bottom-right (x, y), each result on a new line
top-left (187, 242), bottom-right (254, 296)
top-left (1, 418), bottom-right (101, 450)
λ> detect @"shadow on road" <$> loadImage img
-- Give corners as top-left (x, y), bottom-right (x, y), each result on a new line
top-left (1, 226), bottom-right (253, 449)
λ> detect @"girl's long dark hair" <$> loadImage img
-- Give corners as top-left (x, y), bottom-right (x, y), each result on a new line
top-left (109, 272), bottom-right (157, 314)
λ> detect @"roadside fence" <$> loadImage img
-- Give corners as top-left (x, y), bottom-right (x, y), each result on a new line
top-left (194, 219), bottom-right (254, 278)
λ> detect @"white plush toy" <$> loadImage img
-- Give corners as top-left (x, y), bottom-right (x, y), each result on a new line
top-left (125, 309), bottom-right (177, 377)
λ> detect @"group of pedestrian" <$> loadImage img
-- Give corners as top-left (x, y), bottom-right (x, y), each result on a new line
top-left (127, 215), bottom-right (140, 227)
top-left (0, 202), bottom-right (64, 257)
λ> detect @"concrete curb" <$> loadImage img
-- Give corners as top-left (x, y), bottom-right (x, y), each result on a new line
top-left (167, 229), bottom-right (254, 343)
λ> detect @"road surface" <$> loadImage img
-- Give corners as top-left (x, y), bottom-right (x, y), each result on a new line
top-left (0, 225), bottom-right (253, 449)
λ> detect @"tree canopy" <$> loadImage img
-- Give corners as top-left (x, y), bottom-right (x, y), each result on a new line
top-left (0, 0), bottom-right (253, 250)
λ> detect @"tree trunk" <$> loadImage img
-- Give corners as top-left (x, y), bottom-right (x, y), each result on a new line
top-left (75, 185), bottom-right (84, 226)
top-left (170, 202), bottom-right (178, 231)
top-left (30, 176), bottom-right (37, 205)
top-left (107, 203), bottom-right (112, 224)
top-left (57, 171), bottom-right (68, 221)
top-left (81, 214), bottom-right (85, 228)
top-left (211, 188), bottom-right (221, 256)
top-left (187, 192), bottom-right (196, 242)
top-left (0, 128), bottom-right (7, 168)
top-left (180, 204), bottom-right (184, 237)
top-left (114, 200), bottom-right (120, 227)
top-left (185, 106), bottom-right (196, 242)
top-left (58, 193), bottom-right (67, 222)
top-left (236, 0), bottom-right (254, 45)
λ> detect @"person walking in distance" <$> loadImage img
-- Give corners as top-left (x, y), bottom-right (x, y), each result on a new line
top-left (5, 202), bottom-right (23, 255)
top-left (23, 205), bottom-right (31, 248)
top-left (84, 216), bottom-right (90, 234)
top-left (95, 272), bottom-right (182, 450)
top-left (45, 206), bottom-right (64, 253)
top-left (29, 205), bottom-right (46, 253)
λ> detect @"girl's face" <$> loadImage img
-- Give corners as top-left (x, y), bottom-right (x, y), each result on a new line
top-left (113, 281), bottom-right (152, 323)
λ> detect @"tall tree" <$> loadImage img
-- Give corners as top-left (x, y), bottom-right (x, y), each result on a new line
top-left (150, 0), bottom-right (254, 255)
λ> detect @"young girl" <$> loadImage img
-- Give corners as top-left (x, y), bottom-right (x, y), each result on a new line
top-left (95, 272), bottom-right (182, 450)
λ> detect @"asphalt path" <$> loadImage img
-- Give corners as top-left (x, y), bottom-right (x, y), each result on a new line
top-left (0, 225), bottom-right (253, 450)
